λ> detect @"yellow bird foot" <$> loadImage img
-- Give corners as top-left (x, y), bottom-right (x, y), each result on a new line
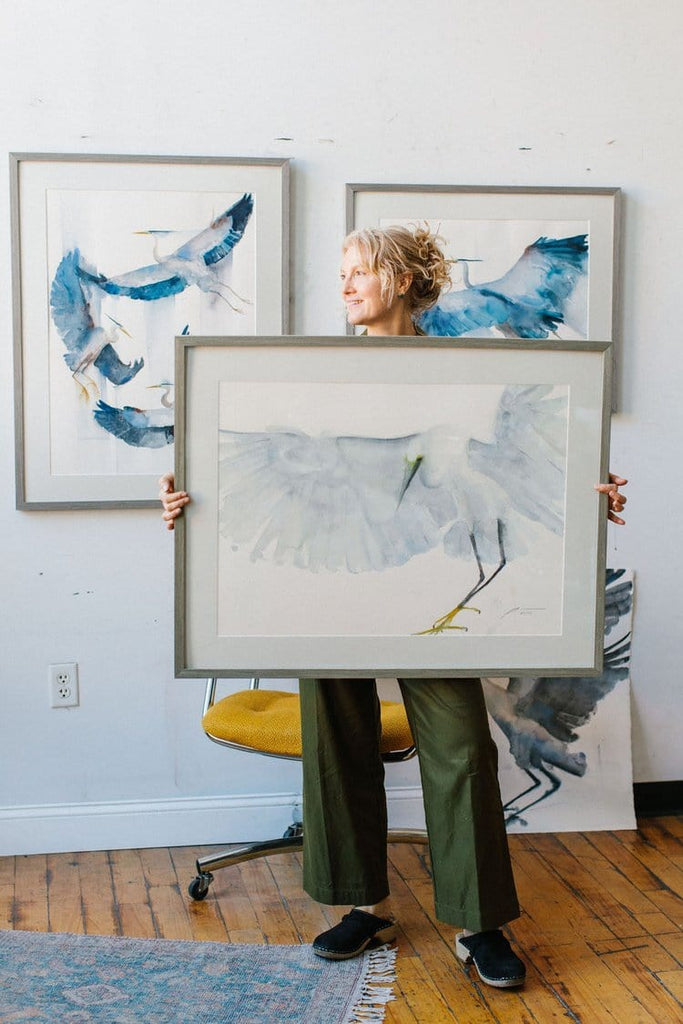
top-left (415, 605), bottom-right (481, 635)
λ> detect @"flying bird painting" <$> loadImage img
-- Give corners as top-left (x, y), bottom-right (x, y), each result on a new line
top-left (50, 249), bottom-right (144, 397)
top-left (418, 234), bottom-right (588, 340)
top-left (218, 383), bottom-right (567, 635)
top-left (94, 382), bottom-right (175, 449)
top-left (49, 196), bottom-right (254, 456)
top-left (484, 569), bottom-right (635, 831)
top-left (75, 193), bottom-right (254, 306)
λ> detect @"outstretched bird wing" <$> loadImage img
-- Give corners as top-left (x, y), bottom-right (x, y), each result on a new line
top-left (94, 400), bottom-right (174, 448)
top-left (93, 344), bottom-right (144, 385)
top-left (419, 235), bottom-right (588, 339)
top-left (75, 193), bottom-right (254, 301)
top-left (51, 251), bottom-right (144, 384)
top-left (507, 570), bottom-right (633, 744)
top-left (50, 249), bottom-right (95, 352)
top-left (174, 192), bottom-right (254, 265)
top-left (218, 429), bottom-right (455, 573)
top-left (466, 384), bottom-right (567, 535)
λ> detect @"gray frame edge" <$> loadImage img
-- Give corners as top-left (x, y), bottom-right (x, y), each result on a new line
top-left (595, 343), bottom-right (614, 669)
top-left (174, 335), bottom-right (189, 678)
top-left (10, 154), bottom-right (27, 509)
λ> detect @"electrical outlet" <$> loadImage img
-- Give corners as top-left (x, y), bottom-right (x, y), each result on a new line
top-left (49, 663), bottom-right (79, 708)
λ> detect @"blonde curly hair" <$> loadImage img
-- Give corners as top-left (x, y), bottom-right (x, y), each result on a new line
top-left (342, 224), bottom-right (453, 318)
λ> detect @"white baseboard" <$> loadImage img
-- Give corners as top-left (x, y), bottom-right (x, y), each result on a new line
top-left (0, 786), bottom-right (425, 856)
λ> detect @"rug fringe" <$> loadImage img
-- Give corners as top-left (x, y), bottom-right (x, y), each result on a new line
top-left (347, 945), bottom-right (397, 1023)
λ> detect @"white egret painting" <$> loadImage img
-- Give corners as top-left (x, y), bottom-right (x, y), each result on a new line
top-left (176, 338), bottom-right (609, 677)
top-left (216, 379), bottom-right (568, 639)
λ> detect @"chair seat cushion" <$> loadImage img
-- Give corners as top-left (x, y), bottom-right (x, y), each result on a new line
top-left (202, 689), bottom-right (413, 757)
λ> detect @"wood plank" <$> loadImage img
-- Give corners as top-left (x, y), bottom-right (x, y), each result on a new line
top-left (77, 851), bottom-right (118, 936)
top-left (46, 852), bottom-right (84, 934)
top-left (638, 820), bottom-right (683, 866)
top-left (644, 888), bottom-right (683, 927)
top-left (527, 939), bottom-right (660, 1023)
top-left (388, 897), bottom-right (496, 1022)
top-left (585, 831), bottom-right (667, 892)
top-left (603, 950), bottom-right (683, 1024)
top-left (237, 859), bottom-right (300, 944)
top-left (656, 970), bottom-right (683, 1002)
top-left (613, 831), bottom-right (683, 898)
top-left (109, 848), bottom-right (148, 906)
top-left (138, 847), bottom-right (176, 888)
top-left (141, 848), bottom-right (194, 940)
top-left (617, 937), bottom-right (680, 973)
top-left (524, 835), bottom-right (647, 940)
top-left (13, 855), bottom-right (48, 932)
top-left (117, 902), bottom-right (157, 939)
top-left (146, 883), bottom-right (194, 940)
top-left (385, 985), bottom-right (420, 1024)
top-left (510, 843), bottom-right (615, 944)
top-left (654, 930), bottom-right (683, 960)
top-left (228, 927), bottom-right (267, 944)
top-left (393, 955), bottom-right (460, 1024)
top-left (0, 857), bottom-right (15, 887)
top-left (388, 843), bottom-right (432, 881)
top-left (0, 885), bottom-right (14, 929)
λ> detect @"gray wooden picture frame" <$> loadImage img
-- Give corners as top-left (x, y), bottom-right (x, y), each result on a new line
top-left (345, 183), bottom-right (621, 406)
top-left (174, 335), bottom-right (612, 679)
top-left (11, 152), bottom-right (290, 510)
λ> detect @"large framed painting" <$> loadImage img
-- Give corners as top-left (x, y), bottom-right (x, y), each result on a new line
top-left (345, 184), bottom-right (620, 371)
top-left (11, 153), bottom-right (290, 509)
top-left (175, 335), bottom-right (612, 678)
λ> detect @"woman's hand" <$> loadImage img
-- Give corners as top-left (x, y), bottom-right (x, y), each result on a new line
top-left (159, 472), bottom-right (190, 531)
top-left (595, 473), bottom-right (627, 525)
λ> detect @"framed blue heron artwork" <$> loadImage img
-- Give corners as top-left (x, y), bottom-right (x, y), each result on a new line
top-left (174, 335), bottom-right (612, 678)
top-left (11, 153), bottom-right (290, 509)
top-left (346, 184), bottom-right (620, 397)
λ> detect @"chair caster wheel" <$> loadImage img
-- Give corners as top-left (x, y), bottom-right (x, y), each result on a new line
top-left (188, 873), bottom-right (213, 901)
top-left (282, 822), bottom-right (303, 839)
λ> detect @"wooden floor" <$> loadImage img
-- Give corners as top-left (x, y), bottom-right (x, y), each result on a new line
top-left (1, 817), bottom-right (681, 1022)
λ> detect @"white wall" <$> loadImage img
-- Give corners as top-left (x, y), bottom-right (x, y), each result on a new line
top-left (1, 0), bottom-right (679, 855)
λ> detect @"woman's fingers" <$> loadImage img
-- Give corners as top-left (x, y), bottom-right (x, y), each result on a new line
top-left (594, 474), bottom-right (628, 525)
top-left (158, 473), bottom-right (189, 530)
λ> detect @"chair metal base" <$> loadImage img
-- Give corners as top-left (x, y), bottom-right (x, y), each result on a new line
top-left (188, 826), bottom-right (428, 900)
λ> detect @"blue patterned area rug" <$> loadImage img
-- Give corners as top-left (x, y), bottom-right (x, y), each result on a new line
top-left (0, 930), bottom-right (396, 1023)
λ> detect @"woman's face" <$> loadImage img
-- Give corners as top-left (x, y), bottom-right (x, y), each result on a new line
top-left (340, 246), bottom-right (392, 329)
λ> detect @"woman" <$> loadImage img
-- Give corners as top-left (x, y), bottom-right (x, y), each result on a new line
top-left (160, 225), bottom-right (626, 989)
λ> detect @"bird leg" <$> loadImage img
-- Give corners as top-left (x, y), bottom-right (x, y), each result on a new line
top-left (503, 764), bottom-right (562, 825)
top-left (206, 286), bottom-right (246, 313)
top-left (417, 519), bottom-right (507, 634)
top-left (208, 280), bottom-right (253, 313)
top-left (72, 369), bottom-right (100, 402)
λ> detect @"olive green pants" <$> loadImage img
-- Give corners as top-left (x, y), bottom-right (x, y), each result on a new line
top-left (300, 677), bottom-right (520, 931)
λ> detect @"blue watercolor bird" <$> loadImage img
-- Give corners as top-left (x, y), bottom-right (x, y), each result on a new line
top-left (75, 193), bottom-right (254, 307)
top-left (218, 384), bottom-right (567, 634)
top-left (50, 249), bottom-right (144, 397)
top-left (419, 235), bottom-right (588, 339)
top-left (483, 569), bottom-right (633, 824)
top-left (94, 386), bottom-right (174, 449)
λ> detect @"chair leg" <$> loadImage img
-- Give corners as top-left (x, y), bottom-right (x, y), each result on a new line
top-left (189, 831), bottom-right (304, 900)
top-left (188, 826), bottom-right (427, 900)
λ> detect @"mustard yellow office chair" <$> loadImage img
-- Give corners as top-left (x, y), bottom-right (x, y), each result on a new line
top-left (188, 678), bottom-right (426, 900)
